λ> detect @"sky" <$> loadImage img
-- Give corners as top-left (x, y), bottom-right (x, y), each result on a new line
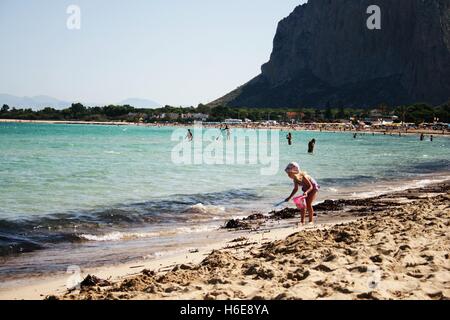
top-left (0, 0), bottom-right (305, 107)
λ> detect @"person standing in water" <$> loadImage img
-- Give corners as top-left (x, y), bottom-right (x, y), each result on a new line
top-left (222, 125), bottom-right (231, 140)
top-left (186, 129), bottom-right (193, 141)
top-left (284, 162), bottom-right (320, 226)
top-left (430, 135), bottom-right (434, 142)
top-left (420, 133), bottom-right (425, 141)
top-left (308, 139), bottom-right (316, 154)
top-left (286, 132), bottom-right (293, 145)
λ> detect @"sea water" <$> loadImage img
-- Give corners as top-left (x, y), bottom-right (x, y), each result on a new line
top-left (1, 123), bottom-right (449, 279)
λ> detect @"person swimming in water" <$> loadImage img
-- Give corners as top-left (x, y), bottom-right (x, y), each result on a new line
top-left (286, 132), bottom-right (292, 145)
top-left (284, 162), bottom-right (320, 225)
top-left (308, 139), bottom-right (316, 154)
top-left (221, 125), bottom-right (231, 140)
top-left (186, 129), bottom-right (193, 141)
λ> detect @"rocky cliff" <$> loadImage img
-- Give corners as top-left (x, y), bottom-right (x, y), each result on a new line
top-left (211, 0), bottom-right (450, 108)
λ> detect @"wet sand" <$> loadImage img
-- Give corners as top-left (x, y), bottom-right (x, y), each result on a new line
top-left (40, 181), bottom-right (450, 300)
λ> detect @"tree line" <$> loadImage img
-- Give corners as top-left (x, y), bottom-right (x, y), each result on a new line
top-left (0, 101), bottom-right (448, 124)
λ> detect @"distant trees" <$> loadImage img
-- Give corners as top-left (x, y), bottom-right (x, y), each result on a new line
top-left (336, 107), bottom-right (346, 119)
top-left (69, 103), bottom-right (86, 115)
top-left (0, 100), bottom-right (448, 124)
top-left (196, 103), bottom-right (211, 114)
top-left (103, 105), bottom-right (134, 117)
top-left (394, 104), bottom-right (435, 124)
top-left (324, 108), bottom-right (334, 120)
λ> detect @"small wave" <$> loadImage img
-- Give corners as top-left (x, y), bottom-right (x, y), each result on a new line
top-left (175, 225), bottom-right (218, 234)
top-left (186, 203), bottom-right (225, 215)
top-left (405, 159), bottom-right (450, 174)
top-left (320, 175), bottom-right (375, 187)
top-left (79, 225), bottom-right (218, 243)
top-left (350, 175), bottom-right (450, 199)
top-left (150, 248), bottom-right (187, 259)
top-left (0, 233), bottom-right (43, 256)
top-left (79, 231), bottom-right (158, 242)
top-left (0, 188), bottom-right (258, 257)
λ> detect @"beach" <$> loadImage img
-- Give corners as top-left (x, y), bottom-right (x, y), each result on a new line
top-left (1, 118), bottom-right (448, 136)
top-left (1, 180), bottom-right (448, 300)
top-left (1, 122), bottom-right (449, 300)
top-left (2, 0), bottom-right (449, 307)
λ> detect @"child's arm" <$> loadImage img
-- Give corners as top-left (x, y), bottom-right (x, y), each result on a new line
top-left (285, 182), bottom-right (299, 202)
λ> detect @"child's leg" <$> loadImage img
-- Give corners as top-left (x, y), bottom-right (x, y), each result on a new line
top-left (300, 209), bottom-right (306, 224)
top-left (306, 191), bottom-right (317, 223)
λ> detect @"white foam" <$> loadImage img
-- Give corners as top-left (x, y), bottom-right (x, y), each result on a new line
top-left (175, 225), bottom-right (218, 234)
top-left (79, 231), bottom-right (157, 242)
top-left (151, 248), bottom-right (187, 258)
top-left (79, 224), bottom-right (218, 242)
top-left (188, 203), bottom-right (225, 214)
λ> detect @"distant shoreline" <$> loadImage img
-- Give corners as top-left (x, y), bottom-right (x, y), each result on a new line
top-left (1, 118), bottom-right (449, 136)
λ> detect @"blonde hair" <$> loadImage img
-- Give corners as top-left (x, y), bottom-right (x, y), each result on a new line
top-left (285, 162), bottom-right (308, 181)
top-left (284, 162), bottom-right (308, 176)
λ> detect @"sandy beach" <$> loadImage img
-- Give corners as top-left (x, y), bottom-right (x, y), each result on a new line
top-left (2, 180), bottom-right (448, 300)
top-left (1, 118), bottom-right (448, 136)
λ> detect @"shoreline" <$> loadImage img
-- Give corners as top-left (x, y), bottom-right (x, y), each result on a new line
top-left (1, 118), bottom-right (449, 137)
top-left (1, 180), bottom-right (448, 300)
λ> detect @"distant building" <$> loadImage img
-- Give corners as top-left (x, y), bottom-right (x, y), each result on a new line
top-left (364, 114), bottom-right (398, 124)
top-left (286, 112), bottom-right (302, 120)
top-left (166, 113), bottom-right (180, 120)
top-left (224, 119), bottom-right (243, 124)
top-left (193, 113), bottom-right (209, 121)
top-left (180, 113), bottom-right (193, 119)
top-left (370, 109), bottom-right (383, 117)
top-left (180, 113), bottom-right (209, 121)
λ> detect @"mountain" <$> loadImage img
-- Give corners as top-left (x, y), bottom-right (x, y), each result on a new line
top-left (0, 94), bottom-right (162, 110)
top-left (210, 0), bottom-right (450, 108)
top-left (119, 98), bottom-right (161, 108)
top-left (0, 94), bottom-right (71, 110)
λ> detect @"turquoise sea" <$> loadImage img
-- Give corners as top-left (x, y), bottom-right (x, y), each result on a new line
top-left (1, 122), bottom-right (449, 279)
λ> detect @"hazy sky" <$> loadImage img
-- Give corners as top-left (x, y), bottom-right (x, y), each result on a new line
top-left (0, 0), bottom-right (305, 106)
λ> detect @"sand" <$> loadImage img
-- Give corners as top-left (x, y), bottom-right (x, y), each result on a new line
top-left (37, 181), bottom-right (448, 301)
top-left (1, 118), bottom-right (448, 136)
top-left (0, 181), bottom-right (448, 300)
